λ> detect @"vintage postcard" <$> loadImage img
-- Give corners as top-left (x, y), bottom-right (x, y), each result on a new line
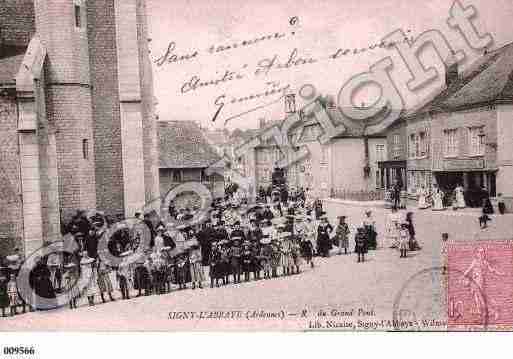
top-left (1, 0), bottom-right (513, 337)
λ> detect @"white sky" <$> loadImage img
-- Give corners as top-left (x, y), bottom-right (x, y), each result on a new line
top-left (147, 0), bottom-right (513, 130)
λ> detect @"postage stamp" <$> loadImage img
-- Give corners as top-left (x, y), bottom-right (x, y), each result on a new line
top-left (446, 240), bottom-right (513, 330)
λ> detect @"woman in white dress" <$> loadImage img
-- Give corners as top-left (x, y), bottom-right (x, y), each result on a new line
top-left (432, 186), bottom-right (445, 211)
top-left (384, 208), bottom-right (401, 248)
top-left (417, 185), bottom-right (429, 209)
top-left (455, 185), bottom-right (466, 209)
top-left (79, 253), bottom-right (99, 306)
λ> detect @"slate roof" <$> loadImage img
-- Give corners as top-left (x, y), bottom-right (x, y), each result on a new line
top-left (0, 53), bottom-right (24, 85)
top-left (405, 42), bottom-right (513, 118)
top-left (158, 121), bottom-right (221, 169)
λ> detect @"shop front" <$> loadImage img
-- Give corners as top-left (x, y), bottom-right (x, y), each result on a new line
top-left (433, 158), bottom-right (496, 207)
top-left (378, 160), bottom-right (407, 191)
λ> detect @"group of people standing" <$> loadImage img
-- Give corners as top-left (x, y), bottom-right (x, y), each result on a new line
top-left (1, 181), bottom-right (425, 317)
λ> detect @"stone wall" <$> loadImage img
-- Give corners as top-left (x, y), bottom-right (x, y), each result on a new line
top-left (87, 0), bottom-right (125, 220)
top-left (0, 94), bottom-right (23, 257)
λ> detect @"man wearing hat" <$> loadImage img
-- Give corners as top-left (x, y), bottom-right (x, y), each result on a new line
top-left (198, 220), bottom-right (213, 267)
top-left (335, 216), bottom-right (350, 255)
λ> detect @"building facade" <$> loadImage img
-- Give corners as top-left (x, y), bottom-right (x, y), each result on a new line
top-left (379, 118), bottom-right (407, 190)
top-left (387, 43), bottom-right (513, 211)
top-left (0, 0), bottom-right (159, 256)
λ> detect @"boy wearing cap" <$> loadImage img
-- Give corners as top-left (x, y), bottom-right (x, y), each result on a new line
top-left (176, 253), bottom-right (188, 290)
top-left (209, 243), bottom-right (221, 288)
top-left (229, 239), bottom-right (242, 284)
top-left (270, 238), bottom-right (281, 278)
top-left (219, 241), bottom-right (230, 285)
top-left (354, 228), bottom-right (367, 263)
top-left (260, 239), bottom-right (272, 279)
top-left (241, 241), bottom-right (252, 282)
top-left (250, 240), bottom-right (261, 280)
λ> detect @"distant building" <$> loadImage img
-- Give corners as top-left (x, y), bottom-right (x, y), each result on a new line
top-left (0, 0), bottom-right (159, 256)
top-left (232, 96), bottom-right (387, 199)
top-left (158, 121), bottom-right (224, 205)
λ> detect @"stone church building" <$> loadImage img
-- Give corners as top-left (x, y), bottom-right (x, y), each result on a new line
top-left (0, 0), bottom-right (159, 256)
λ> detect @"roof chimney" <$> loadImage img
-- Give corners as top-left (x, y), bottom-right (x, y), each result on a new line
top-left (445, 52), bottom-right (459, 86)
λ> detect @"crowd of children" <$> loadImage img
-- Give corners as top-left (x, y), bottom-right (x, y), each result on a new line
top-left (0, 185), bottom-right (417, 317)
